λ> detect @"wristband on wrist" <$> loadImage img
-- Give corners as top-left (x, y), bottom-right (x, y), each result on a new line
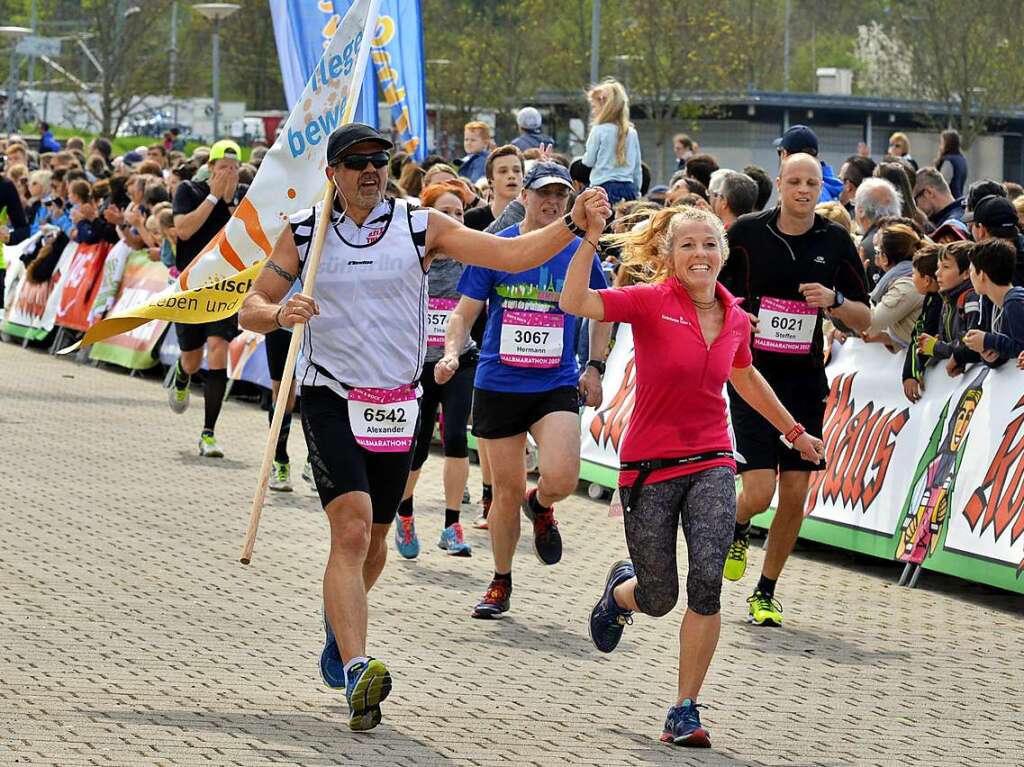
top-left (780, 423), bottom-right (806, 449)
top-left (274, 306), bottom-right (284, 330)
top-left (562, 211), bottom-right (587, 238)
top-left (586, 359), bottom-right (606, 375)
top-left (205, 193), bottom-right (219, 206)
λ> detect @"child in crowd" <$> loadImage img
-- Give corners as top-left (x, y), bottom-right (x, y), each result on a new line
top-left (902, 243), bottom-right (944, 402)
top-left (67, 179), bottom-right (98, 243)
top-left (147, 207), bottom-right (177, 277)
top-left (917, 241), bottom-right (989, 376)
top-left (26, 170), bottom-right (52, 234)
top-left (458, 121), bottom-right (491, 183)
top-left (964, 239), bottom-right (1024, 364)
top-left (583, 78), bottom-right (642, 205)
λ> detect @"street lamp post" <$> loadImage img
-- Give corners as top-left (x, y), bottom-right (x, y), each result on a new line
top-left (0, 27), bottom-right (31, 135)
top-left (193, 4), bottom-right (239, 141)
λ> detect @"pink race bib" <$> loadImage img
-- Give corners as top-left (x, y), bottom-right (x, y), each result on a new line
top-left (499, 309), bottom-right (564, 368)
top-left (753, 297), bottom-right (817, 354)
top-left (347, 385), bottom-right (418, 452)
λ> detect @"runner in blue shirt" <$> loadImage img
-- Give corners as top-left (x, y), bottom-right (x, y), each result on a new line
top-left (437, 162), bottom-right (612, 618)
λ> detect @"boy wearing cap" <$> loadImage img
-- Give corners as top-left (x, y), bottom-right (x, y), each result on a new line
top-left (964, 194), bottom-right (1024, 285)
top-left (437, 162), bottom-right (612, 619)
top-left (167, 139), bottom-right (247, 457)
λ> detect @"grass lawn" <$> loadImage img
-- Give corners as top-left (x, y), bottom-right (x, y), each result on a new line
top-left (25, 125), bottom-right (253, 162)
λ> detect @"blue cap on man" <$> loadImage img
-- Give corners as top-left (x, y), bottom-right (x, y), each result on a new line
top-left (773, 125), bottom-right (819, 157)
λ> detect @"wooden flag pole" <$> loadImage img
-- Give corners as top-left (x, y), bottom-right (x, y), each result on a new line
top-left (240, 181), bottom-right (336, 565)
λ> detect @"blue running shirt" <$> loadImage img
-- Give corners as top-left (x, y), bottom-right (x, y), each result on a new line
top-left (457, 224), bottom-right (607, 393)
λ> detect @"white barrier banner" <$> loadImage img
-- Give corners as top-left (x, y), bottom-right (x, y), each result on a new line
top-left (805, 341), bottom-right (1024, 580)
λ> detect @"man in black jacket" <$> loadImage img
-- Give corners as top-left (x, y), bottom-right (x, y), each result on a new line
top-left (719, 154), bottom-right (871, 627)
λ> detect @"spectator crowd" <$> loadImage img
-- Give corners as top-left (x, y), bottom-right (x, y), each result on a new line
top-left (5, 77), bottom-right (1024, 406)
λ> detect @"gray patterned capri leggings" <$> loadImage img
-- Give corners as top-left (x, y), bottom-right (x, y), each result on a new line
top-left (620, 466), bottom-right (736, 617)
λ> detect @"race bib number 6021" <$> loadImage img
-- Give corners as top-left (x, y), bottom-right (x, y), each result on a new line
top-left (753, 297), bottom-right (817, 354)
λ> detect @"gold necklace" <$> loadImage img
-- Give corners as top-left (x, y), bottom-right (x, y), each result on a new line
top-left (692, 296), bottom-right (718, 310)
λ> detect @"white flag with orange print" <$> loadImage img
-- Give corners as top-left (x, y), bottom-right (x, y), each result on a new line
top-left (63, 0), bottom-right (381, 353)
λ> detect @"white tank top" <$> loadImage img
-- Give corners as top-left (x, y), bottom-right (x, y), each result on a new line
top-left (293, 197), bottom-right (430, 398)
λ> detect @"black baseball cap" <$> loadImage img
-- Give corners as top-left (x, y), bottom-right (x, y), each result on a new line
top-left (966, 179), bottom-right (1007, 212)
top-left (963, 195), bottom-right (1019, 233)
top-left (773, 124), bottom-right (819, 156)
top-left (326, 123), bottom-right (393, 165)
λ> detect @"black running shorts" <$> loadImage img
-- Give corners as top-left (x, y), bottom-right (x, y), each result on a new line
top-left (471, 385), bottom-right (579, 440)
top-left (301, 384), bottom-right (420, 524)
top-left (174, 316), bottom-right (238, 353)
top-left (728, 367), bottom-right (828, 474)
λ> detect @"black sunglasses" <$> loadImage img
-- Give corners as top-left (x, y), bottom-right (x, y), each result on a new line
top-left (338, 151), bottom-right (390, 171)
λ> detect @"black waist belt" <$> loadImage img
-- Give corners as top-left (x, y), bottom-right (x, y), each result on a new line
top-left (620, 451), bottom-right (734, 514)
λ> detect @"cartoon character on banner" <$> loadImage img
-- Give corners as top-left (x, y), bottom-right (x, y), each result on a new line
top-left (895, 367), bottom-right (988, 587)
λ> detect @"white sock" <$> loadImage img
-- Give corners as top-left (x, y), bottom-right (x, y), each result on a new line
top-left (344, 656), bottom-right (368, 678)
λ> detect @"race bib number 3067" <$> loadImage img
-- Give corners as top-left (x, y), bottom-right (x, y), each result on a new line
top-left (499, 309), bottom-right (564, 368)
top-left (753, 297), bottom-right (817, 354)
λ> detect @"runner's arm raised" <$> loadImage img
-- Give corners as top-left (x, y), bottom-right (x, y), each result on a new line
top-left (558, 236), bottom-right (606, 320)
top-left (729, 364), bottom-right (825, 464)
top-left (239, 226), bottom-right (318, 334)
top-left (429, 188), bottom-right (611, 272)
top-left (435, 296), bottom-right (484, 385)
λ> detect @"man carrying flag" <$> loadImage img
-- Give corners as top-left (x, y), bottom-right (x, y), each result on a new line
top-left (239, 123), bottom-right (611, 731)
top-left (167, 139), bottom-right (247, 457)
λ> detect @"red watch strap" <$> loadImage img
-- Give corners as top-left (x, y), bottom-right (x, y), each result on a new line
top-left (784, 424), bottom-right (805, 443)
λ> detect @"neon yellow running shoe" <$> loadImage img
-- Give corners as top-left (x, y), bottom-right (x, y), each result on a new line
top-left (746, 589), bottom-right (783, 627)
top-left (723, 534), bottom-right (749, 581)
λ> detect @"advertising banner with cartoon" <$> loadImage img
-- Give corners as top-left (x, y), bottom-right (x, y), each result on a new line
top-left (798, 341), bottom-right (1024, 593)
top-left (581, 333), bottom-right (1024, 593)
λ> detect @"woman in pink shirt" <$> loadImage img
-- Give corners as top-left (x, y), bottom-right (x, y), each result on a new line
top-left (560, 205), bottom-right (823, 748)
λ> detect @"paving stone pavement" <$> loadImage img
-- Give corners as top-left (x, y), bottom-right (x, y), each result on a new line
top-left (2, 341), bottom-right (1023, 767)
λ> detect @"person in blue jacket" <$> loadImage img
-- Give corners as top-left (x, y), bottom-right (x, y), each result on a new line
top-left (38, 122), bottom-right (61, 154)
top-left (773, 125), bottom-right (843, 203)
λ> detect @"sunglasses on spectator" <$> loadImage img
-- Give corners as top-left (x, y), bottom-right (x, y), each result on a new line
top-left (338, 151), bottom-right (390, 171)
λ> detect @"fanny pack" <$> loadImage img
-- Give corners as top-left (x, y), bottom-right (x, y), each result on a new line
top-left (620, 451), bottom-right (734, 514)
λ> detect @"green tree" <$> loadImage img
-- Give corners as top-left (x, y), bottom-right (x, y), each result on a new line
top-left (892, 0), bottom-right (1024, 146)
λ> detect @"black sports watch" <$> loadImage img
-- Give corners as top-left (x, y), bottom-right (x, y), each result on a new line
top-left (562, 211), bottom-right (587, 238)
top-left (586, 359), bottom-right (606, 375)
top-left (829, 290), bottom-right (846, 309)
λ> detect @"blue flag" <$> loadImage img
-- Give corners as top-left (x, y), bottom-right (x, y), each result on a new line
top-left (270, 0), bottom-right (427, 159)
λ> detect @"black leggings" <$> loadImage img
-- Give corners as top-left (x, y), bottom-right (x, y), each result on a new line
top-left (411, 356), bottom-right (476, 472)
top-left (620, 466), bottom-right (736, 617)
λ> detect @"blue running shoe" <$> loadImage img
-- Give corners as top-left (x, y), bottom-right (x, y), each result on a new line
top-left (394, 515), bottom-right (420, 559)
top-left (588, 559), bottom-right (635, 653)
top-left (660, 699), bottom-right (710, 748)
top-left (345, 657), bottom-right (392, 731)
top-left (437, 522), bottom-right (471, 557)
top-left (319, 605), bottom-right (345, 690)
